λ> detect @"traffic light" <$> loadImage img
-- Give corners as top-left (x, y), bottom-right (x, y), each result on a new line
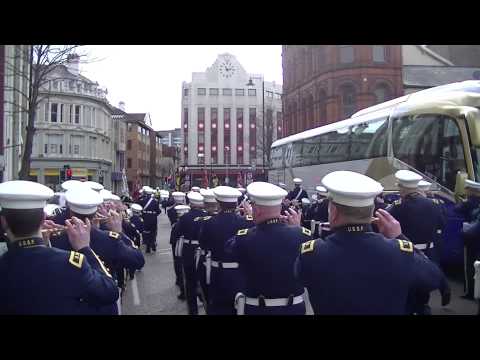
top-left (66, 168), bottom-right (72, 180)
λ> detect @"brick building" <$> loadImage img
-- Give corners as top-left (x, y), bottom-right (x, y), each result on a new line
top-left (282, 45), bottom-right (480, 137)
top-left (282, 45), bottom-right (403, 136)
top-left (125, 113), bottom-right (162, 191)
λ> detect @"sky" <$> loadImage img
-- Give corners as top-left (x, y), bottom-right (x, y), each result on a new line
top-left (81, 45), bottom-right (283, 131)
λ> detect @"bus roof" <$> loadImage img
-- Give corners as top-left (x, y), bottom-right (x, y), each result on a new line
top-left (272, 80), bottom-right (480, 148)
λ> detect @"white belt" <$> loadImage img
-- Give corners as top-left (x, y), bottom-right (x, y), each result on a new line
top-left (414, 243), bottom-right (434, 250)
top-left (183, 239), bottom-right (199, 245)
top-left (245, 294), bottom-right (304, 307)
top-left (474, 261), bottom-right (480, 300)
top-left (211, 260), bottom-right (239, 269)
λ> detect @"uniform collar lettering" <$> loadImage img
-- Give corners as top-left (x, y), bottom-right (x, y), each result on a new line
top-left (338, 224), bottom-right (371, 233)
top-left (262, 218), bottom-right (280, 225)
top-left (8, 237), bottom-right (45, 251)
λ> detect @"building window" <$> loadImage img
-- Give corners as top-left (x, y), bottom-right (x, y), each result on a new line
top-left (68, 105), bottom-right (73, 123)
top-left (184, 88), bottom-right (188, 96)
top-left (209, 88), bottom-right (219, 96)
top-left (44, 144), bottom-right (48, 154)
top-left (51, 103), bottom-right (58, 122)
top-left (374, 83), bottom-right (392, 104)
top-left (248, 89), bottom-right (256, 96)
top-left (127, 140), bottom-right (132, 150)
top-left (128, 123), bottom-right (132, 132)
top-left (44, 103), bottom-right (49, 122)
top-left (373, 45), bottom-right (386, 63)
top-left (74, 105), bottom-right (80, 124)
top-left (317, 46), bottom-right (326, 69)
top-left (198, 107), bottom-right (205, 122)
top-left (339, 45), bottom-right (354, 64)
top-left (197, 88), bottom-right (206, 96)
top-left (341, 84), bottom-right (357, 118)
top-left (127, 158), bottom-right (132, 168)
top-left (222, 88), bottom-right (232, 96)
top-left (50, 144), bottom-right (57, 153)
top-left (73, 145), bottom-right (80, 154)
top-left (59, 144), bottom-right (63, 154)
top-left (235, 89), bottom-right (245, 96)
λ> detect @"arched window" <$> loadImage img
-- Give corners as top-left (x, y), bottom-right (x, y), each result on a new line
top-left (340, 84), bottom-right (356, 118)
top-left (374, 83), bottom-right (392, 104)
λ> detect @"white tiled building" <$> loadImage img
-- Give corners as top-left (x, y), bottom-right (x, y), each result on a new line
top-left (181, 53), bottom-right (282, 186)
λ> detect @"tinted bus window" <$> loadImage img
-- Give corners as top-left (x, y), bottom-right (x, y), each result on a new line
top-left (350, 118), bottom-right (388, 160)
top-left (270, 145), bottom-right (284, 169)
top-left (392, 114), bottom-right (466, 191)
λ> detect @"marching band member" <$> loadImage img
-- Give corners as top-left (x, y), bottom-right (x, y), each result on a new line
top-left (169, 192), bottom-right (187, 291)
top-left (0, 180), bottom-right (118, 314)
top-left (295, 171), bottom-right (450, 315)
top-left (171, 204), bottom-right (190, 300)
top-left (199, 186), bottom-right (254, 315)
top-left (49, 187), bottom-right (145, 315)
top-left (286, 178), bottom-right (309, 208)
top-left (226, 182), bottom-right (312, 315)
top-left (138, 187), bottom-right (160, 253)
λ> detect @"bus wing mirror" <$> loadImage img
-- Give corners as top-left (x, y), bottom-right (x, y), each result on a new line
top-left (454, 171), bottom-right (468, 201)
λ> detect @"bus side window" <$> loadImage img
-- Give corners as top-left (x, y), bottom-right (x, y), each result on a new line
top-left (392, 114), bottom-right (466, 192)
top-left (350, 118), bottom-right (388, 160)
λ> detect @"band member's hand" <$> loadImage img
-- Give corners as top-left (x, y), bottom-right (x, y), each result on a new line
top-left (65, 217), bottom-right (91, 251)
top-left (280, 208), bottom-right (301, 226)
top-left (373, 209), bottom-right (402, 239)
top-left (106, 210), bottom-right (123, 233)
top-left (242, 200), bottom-right (252, 217)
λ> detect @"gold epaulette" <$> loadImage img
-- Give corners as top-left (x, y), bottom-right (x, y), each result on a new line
top-left (393, 199), bottom-right (402, 206)
top-left (109, 231), bottom-right (120, 240)
top-left (246, 215), bottom-right (253, 221)
top-left (237, 228), bottom-right (249, 236)
top-left (397, 239), bottom-right (413, 253)
top-left (68, 251), bottom-right (84, 269)
top-left (302, 227), bottom-right (312, 236)
top-left (301, 240), bottom-right (315, 254)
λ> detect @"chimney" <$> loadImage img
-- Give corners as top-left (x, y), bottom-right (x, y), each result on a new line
top-left (66, 54), bottom-right (80, 76)
top-left (118, 101), bottom-right (126, 111)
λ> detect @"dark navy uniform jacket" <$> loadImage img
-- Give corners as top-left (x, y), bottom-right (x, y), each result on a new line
top-left (167, 206), bottom-right (178, 226)
top-left (225, 218), bottom-right (312, 299)
top-left (454, 196), bottom-right (480, 222)
top-left (51, 227), bottom-right (145, 279)
top-left (0, 237), bottom-right (118, 315)
top-left (287, 187), bottom-right (308, 202)
top-left (388, 193), bottom-right (445, 261)
top-left (123, 215), bottom-right (143, 245)
top-left (295, 224), bottom-right (449, 315)
top-left (139, 196), bottom-right (160, 230)
top-left (174, 208), bottom-right (207, 242)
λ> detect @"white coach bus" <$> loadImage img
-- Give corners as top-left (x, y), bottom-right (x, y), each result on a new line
top-left (269, 80), bottom-right (480, 265)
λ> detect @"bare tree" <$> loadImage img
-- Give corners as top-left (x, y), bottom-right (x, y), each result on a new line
top-left (3, 45), bottom-right (90, 180)
top-left (158, 158), bottom-right (175, 179)
top-left (256, 108), bottom-right (275, 168)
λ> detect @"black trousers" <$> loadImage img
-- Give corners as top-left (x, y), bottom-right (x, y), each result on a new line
top-left (171, 243), bottom-right (184, 292)
top-left (464, 244), bottom-right (476, 297)
top-left (182, 244), bottom-right (199, 315)
top-left (143, 230), bottom-right (157, 252)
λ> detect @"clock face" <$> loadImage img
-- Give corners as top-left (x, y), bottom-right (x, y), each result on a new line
top-left (219, 60), bottom-right (236, 78)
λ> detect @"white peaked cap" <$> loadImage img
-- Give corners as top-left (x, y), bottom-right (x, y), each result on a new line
top-left (84, 181), bottom-right (104, 192)
top-left (65, 187), bottom-right (103, 215)
top-left (131, 203), bottom-right (143, 212)
top-left (191, 186), bottom-right (200, 192)
top-left (322, 171), bottom-right (383, 207)
top-left (187, 191), bottom-right (204, 205)
top-left (293, 178), bottom-right (303, 184)
top-left (247, 182), bottom-right (288, 206)
top-left (395, 170), bottom-right (422, 189)
top-left (175, 204), bottom-right (190, 215)
top-left (465, 179), bottom-right (480, 190)
top-left (61, 180), bottom-right (83, 191)
top-left (99, 189), bottom-right (114, 201)
top-left (418, 180), bottom-right (432, 191)
top-left (200, 188), bottom-right (217, 203)
top-left (278, 182), bottom-right (287, 189)
top-left (237, 187), bottom-right (246, 194)
top-left (44, 203), bottom-right (61, 217)
top-left (172, 191), bottom-right (186, 200)
top-left (301, 198), bottom-right (311, 205)
top-left (144, 187), bottom-right (154, 194)
top-left (0, 181), bottom-right (54, 209)
top-left (213, 186), bottom-right (242, 203)
top-left (111, 194), bottom-right (121, 201)
top-left (316, 185), bottom-right (327, 194)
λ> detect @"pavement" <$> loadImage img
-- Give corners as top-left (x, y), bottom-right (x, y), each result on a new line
top-left (122, 213), bottom-right (478, 315)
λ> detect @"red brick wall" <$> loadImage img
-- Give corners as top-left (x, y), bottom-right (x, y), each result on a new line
top-left (0, 45), bottom-right (4, 155)
top-left (282, 45), bottom-right (403, 136)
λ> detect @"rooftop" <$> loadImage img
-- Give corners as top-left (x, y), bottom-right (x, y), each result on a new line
top-left (403, 65), bottom-right (480, 88)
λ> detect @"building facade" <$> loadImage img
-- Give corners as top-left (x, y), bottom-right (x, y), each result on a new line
top-left (181, 53), bottom-right (282, 187)
top-left (31, 54), bottom-right (114, 191)
top-left (125, 113), bottom-right (155, 191)
top-left (158, 128), bottom-right (181, 147)
top-left (282, 45), bottom-right (480, 136)
top-left (111, 104), bottom-right (127, 194)
top-left (2, 45), bottom-right (31, 182)
top-left (282, 45), bottom-right (403, 136)
top-left (151, 130), bottom-right (162, 188)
